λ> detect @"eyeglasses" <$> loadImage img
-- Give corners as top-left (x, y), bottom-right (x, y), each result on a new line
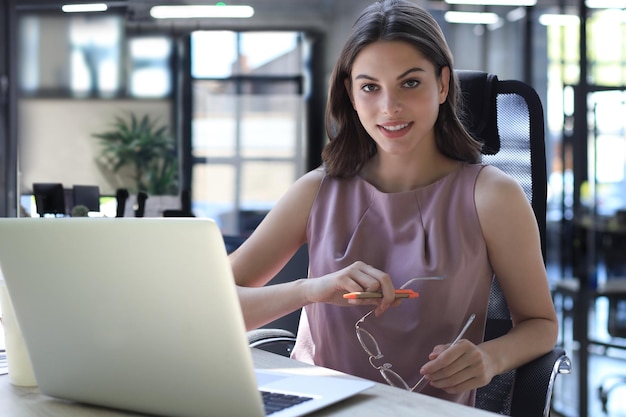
top-left (355, 306), bottom-right (476, 393)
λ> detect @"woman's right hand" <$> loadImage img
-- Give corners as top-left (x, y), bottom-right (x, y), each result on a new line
top-left (303, 261), bottom-right (398, 316)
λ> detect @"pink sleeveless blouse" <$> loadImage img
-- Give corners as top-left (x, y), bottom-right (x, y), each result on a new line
top-left (291, 164), bottom-right (494, 406)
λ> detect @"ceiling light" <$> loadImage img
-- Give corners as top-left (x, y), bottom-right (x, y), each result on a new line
top-left (586, 0), bottom-right (626, 8)
top-left (444, 11), bottom-right (500, 24)
top-left (445, 0), bottom-right (536, 5)
top-left (62, 3), bottom-right (107, 13)
top-left (538, 14), bottom-right (580, 26)
top-left (150, 5), bottom-right (255, 19)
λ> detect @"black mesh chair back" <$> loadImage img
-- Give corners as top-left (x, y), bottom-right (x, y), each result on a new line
top-left (457, 70), bottom-right (569, 417)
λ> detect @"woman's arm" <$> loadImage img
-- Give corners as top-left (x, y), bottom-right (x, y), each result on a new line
top-left (230, 168), bottom-right (399, 330)
top-left (420, 165), bottom-right (558, 393)
top-left (230, 169), bottom-right (322, 330)
top-left (474, 165), bottom-right (558, 376)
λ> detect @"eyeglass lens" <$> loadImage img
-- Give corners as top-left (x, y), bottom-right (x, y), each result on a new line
top-left (356, 326), bottom-right (381, 358)
top-left (355, 311), bottom-right (475, 393)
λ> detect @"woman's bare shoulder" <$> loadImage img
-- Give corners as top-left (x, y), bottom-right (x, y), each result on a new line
top-left (284, 167), bottom-right (326, 200)
top-left (474, 164), bottom-right (533, 225)
top-left (297, 167), bottom-right (326, 186)
top-left (475, 165), bottom-right (525, 199)
top-left (264, 167), bottom-right (326, 225)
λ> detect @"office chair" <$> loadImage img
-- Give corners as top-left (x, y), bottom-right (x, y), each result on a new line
top-left (134, 192), bottom-right (148, 217)
top-left (246, 70), bottom-right (571, 417)
top-left (72, 185), bottom-right (100, 212)
top-left (456, 70), bottom-right (571, 416)
top-left (162, 189), bottom-right (195, 217)
top-left (115, 188), bottom-right (129, 217)
top-left (33, 183), bottom-right (66, 217)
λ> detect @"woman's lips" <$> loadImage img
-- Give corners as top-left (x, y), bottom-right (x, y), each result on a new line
top-left (378, 122), bottom-right (412, 137)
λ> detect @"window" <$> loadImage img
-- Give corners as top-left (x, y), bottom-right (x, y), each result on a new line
top-left (545, 8), bottom-right (626, 222)
top-left (128, 37), bottom-right (173, 98)
top-left (190, 31), bottom-right (308, 234)
top-left (18, 13), bottom-right (172, 98)
top-left (16, 11), bottom-right (175, 201)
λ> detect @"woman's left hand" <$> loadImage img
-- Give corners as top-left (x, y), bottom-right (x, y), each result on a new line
top-left (419, 340), bottom-right (495, 394)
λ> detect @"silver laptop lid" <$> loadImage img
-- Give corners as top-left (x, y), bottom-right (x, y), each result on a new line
top-left (0, 217), bottom-right (265, 417)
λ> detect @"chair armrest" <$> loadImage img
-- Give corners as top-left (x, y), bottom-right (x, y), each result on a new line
top-left (510, 347), bottom-right (571, 417)
top-left (247, 328), bottom-right (297, 348)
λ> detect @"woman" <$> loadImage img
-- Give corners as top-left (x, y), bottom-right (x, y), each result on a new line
top-left (231, 0), bottom-right (558, 407)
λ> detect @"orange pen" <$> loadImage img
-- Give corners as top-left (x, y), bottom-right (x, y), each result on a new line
top-left (343, 289), bottom-right (419, 299)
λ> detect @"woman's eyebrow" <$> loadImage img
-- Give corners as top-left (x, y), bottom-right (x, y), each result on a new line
top-left (397, 67), bottom-right (425, 79)
top-left (354, 74), bottom-right (377, 81)
top-left (353, 67), bottom-right (426, 81)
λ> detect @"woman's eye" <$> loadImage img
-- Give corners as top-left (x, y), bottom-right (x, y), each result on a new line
top-left (404, 79), bottom-right (420, 88)
top-left (361, 84), bottom-right (378, 92)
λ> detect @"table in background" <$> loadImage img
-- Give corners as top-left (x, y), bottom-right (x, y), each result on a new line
top-left (0, 348), bottom-right (498, 417)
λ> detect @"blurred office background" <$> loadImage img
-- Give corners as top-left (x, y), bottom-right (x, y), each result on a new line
top-left (1, 1), bottom-right (626, 416)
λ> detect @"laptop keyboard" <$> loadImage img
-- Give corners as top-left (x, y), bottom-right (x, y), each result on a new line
top-left (261, 390), bottom-right (314, 415)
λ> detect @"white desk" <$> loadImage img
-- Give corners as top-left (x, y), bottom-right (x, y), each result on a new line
top-left (0, 348), bottom-right (499, 417)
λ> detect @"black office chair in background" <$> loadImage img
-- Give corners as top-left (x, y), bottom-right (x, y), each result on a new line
top-left (134, 192), bottom-right (148, 218)
top-left (33, 182), bottom-right (66, 217)
top-left (115, 188), bottom-right (129, 217)
top-left (72, 185), bottom-right (100, 212)
top-left (162, 189), bottom-right (195, 217)
top-left (246, 70), bottom-right (571, 417)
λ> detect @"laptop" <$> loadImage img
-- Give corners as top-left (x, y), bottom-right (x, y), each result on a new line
top-left (0, 217), bottom-right (373, 417)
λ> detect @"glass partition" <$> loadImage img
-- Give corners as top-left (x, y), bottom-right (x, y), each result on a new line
top-left (190, 31), bottom-right (307, 234)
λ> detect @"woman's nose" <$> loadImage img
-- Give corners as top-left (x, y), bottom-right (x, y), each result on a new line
top-left (381, 91), bottom-right (402, 114)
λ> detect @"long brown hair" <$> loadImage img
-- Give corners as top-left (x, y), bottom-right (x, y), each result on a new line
top-left (322, 0), bottom-right (481, 178)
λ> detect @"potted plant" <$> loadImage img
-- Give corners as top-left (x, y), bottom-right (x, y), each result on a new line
top-left (92, 112), bottom-right (179, 195)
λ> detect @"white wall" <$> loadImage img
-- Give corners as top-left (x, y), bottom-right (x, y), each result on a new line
top-left (18, 99), bottom-right (171, 195)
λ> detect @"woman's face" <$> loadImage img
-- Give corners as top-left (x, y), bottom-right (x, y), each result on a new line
top-left (346, 40), bottom-right (449, 157)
